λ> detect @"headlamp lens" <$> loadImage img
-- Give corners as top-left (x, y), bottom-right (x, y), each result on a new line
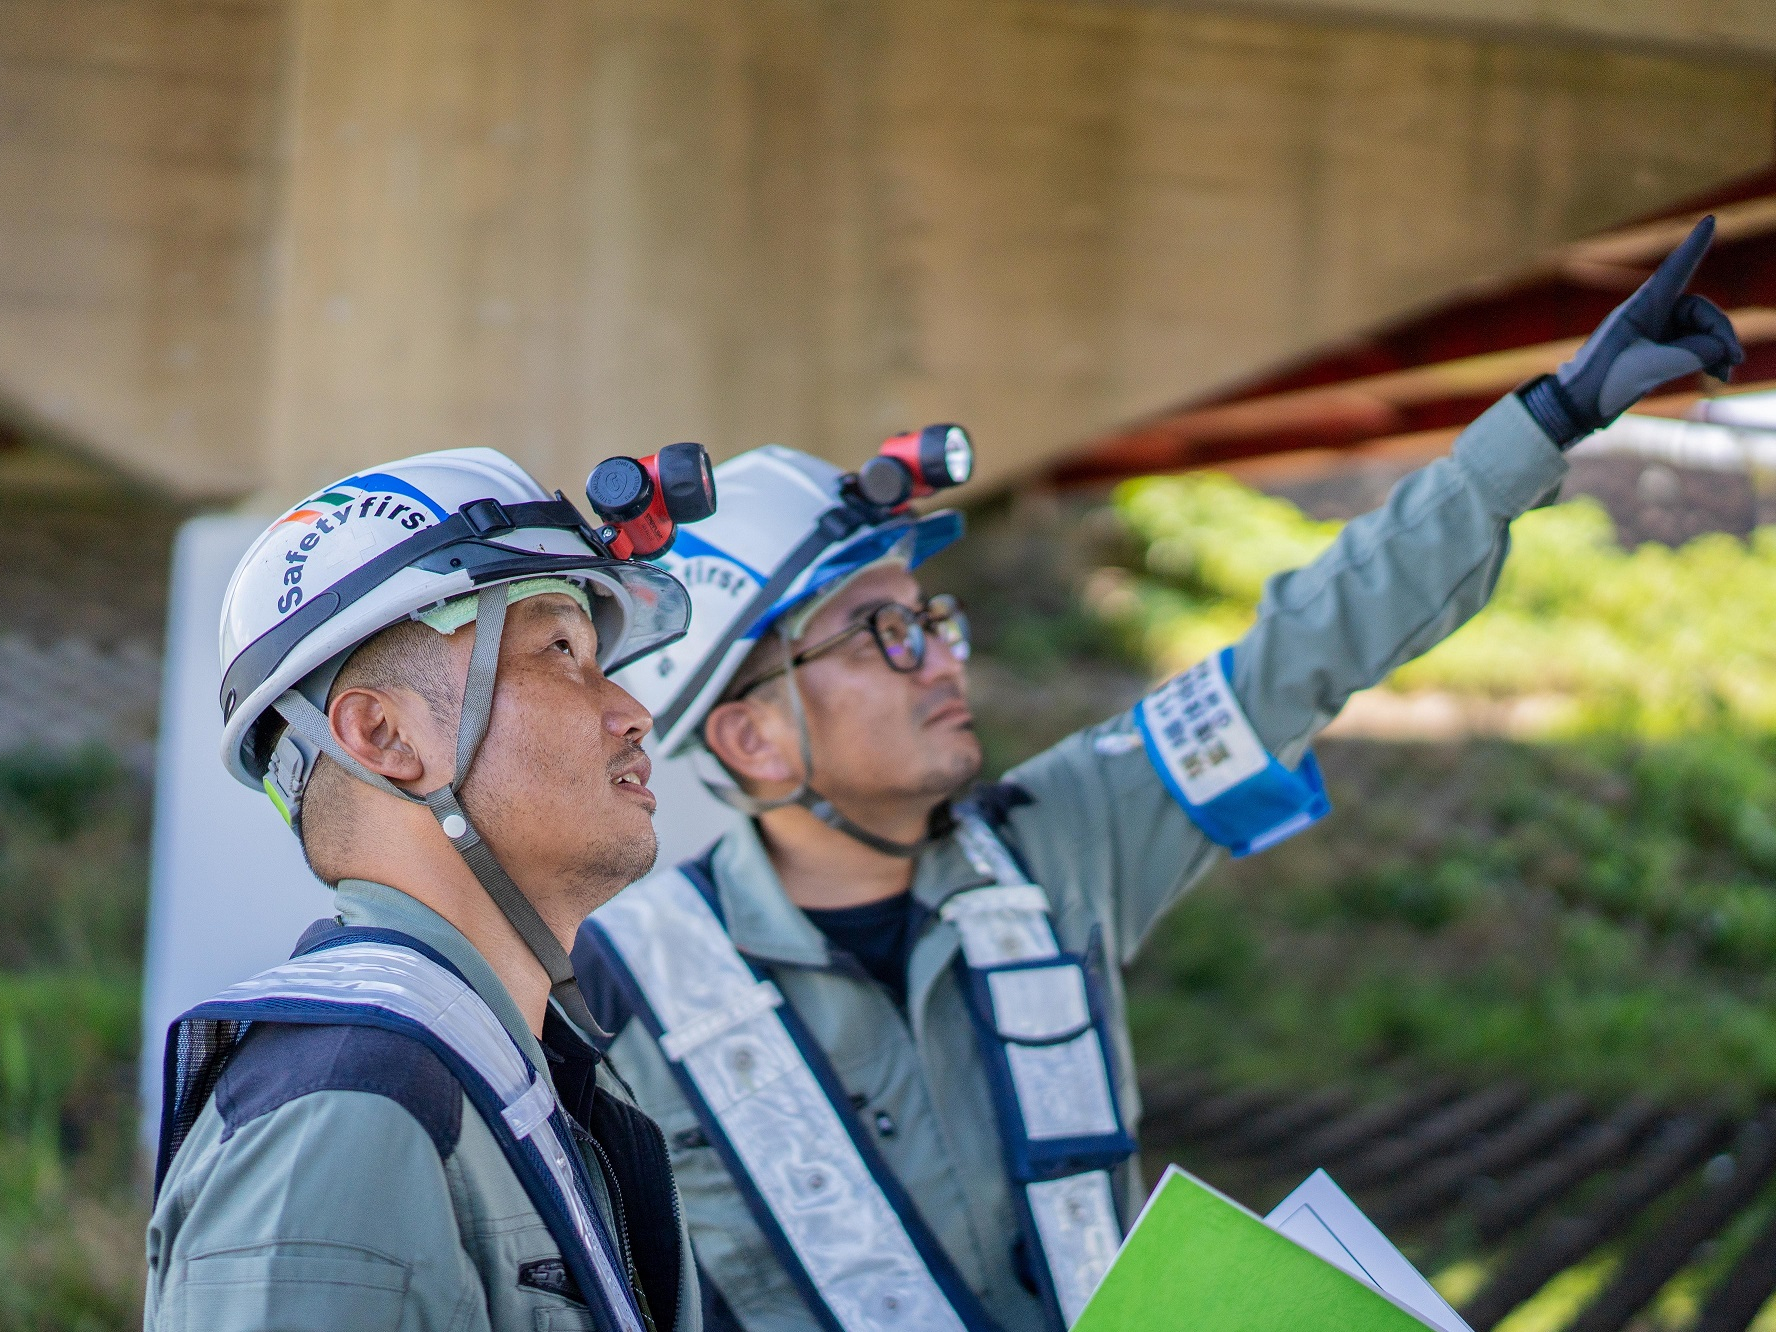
top-left (942, 427), bottom-right (973, 485)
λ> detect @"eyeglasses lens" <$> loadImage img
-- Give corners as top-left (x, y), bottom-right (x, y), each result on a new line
top-left (874, 605), bottom-right (924, 672)
top-left (926, 595), bottom-right (970, 661)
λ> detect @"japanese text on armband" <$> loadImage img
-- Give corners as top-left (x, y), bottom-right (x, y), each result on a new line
top-left (1135, 647), bottom-right (1330, 858)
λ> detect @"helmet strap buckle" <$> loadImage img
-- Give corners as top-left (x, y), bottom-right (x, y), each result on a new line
top-left (458, 497), bottom-right (517, 536)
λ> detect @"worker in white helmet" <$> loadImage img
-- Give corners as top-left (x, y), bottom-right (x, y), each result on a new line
top-left (147, 447), bottom-right (716, 1332)
top-left (574, 218), bottom-right (1742, 1332)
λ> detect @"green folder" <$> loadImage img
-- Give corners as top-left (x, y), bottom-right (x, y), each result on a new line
top-left (1074, 1168), bottom-right (1438, 1331)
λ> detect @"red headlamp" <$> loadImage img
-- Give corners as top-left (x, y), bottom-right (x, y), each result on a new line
top-left (852, 424), bottom-right (975, 509)
top-left (586, 441), bottom-right (718, 560)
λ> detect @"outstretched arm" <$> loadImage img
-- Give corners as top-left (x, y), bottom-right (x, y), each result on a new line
top-left (1006, 394), bottom-right (1562, 962)
top-left (1233, 391), bottom-right (1560, 765)
top-left (1239, 214), bottom-right (1741, 763)
top-left (1004, 219), bottom-right (1741, 960)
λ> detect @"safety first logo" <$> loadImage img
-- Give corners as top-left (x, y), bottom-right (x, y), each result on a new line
top-left (647, 550), bottom-right (759, 683)
top-left (272, 472), bottom-right (447, 617)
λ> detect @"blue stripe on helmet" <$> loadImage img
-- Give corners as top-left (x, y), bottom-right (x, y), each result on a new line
top-left (335, 471), bottom-right (450, 520)
top-left (748, 510), bottom-right (964, 639)
top-left (669, 528), bottom-right (768, 584)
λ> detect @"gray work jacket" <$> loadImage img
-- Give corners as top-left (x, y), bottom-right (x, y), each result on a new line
top-left (145, 879), bottom-right (701, 1332)
top-left (579, 394), bottom-right (1566, 1331)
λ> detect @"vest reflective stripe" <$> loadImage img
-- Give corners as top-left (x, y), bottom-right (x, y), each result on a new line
top-left (170, 942), bottom-right (644, 1332)
top-left (948, 815), bottom-right (1129, 1327)
top-left (1026, 1173), bottom-right (1122, 1326)
top-left (593, 871), bottom-right (980, 1332)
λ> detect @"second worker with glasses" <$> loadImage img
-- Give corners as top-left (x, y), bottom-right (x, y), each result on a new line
top-left (573, 220), bottom-right (1743, 1332)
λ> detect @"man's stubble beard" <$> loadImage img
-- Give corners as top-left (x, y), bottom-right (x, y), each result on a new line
top-left (574, 819), bottom-right (659, 904)
top-left (927, 732), bottom-right (983, 803)
top-left (914, 680), bottom-right (983, 802)
top-left (461, 738), bottom-right (661, 921)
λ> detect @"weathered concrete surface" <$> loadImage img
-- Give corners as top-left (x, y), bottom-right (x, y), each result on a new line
top-left (0, 1), bottom-right (288, 495)
top-left (0, 0), bottom-right (1769, 504)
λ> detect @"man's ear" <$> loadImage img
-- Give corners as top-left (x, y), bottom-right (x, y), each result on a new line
top-left (329, 686), bottom-right (433, 786)
top-left (703, 699), bottom-right (802, 787)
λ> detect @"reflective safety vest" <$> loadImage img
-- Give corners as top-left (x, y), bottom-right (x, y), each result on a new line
top-left (156, 927), bottom-right (651, 1332)
top-left (588, 814), bottom-right (1138, 1332)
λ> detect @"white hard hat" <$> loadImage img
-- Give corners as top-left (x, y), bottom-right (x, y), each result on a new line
top-left (216, 445), bottom-right (696, 1040)
top-left (219, 447), bottom-right (690, 794)
top-left (613, 444), bottom-right (963, 757)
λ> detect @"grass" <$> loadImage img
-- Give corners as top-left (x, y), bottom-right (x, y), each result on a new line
top-left (0, 746), bottom-right (146, 1331)
top-left (1125, 732), bottom-right (1776, 1108)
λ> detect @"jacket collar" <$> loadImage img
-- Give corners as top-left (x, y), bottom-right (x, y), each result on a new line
top-left (707, 817), bottom-right (994, 1036)
top-left (332, 878), bottom-right (551, 1077)
top-left (708, 822), bottom-right (831, 967)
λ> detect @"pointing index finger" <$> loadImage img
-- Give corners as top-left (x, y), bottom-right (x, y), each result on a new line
top-left (1633, 214), bottom-right (1716, 326)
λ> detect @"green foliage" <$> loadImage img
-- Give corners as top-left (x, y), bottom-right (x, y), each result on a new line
top-left (0, 747), bottom-right (145, 972)
top-left (1099, 474), bottom-right (1776, 735)
top-left (0, 972), bottom-right (142, 1332)
top-left (0, 748), bottom-right (123, 843)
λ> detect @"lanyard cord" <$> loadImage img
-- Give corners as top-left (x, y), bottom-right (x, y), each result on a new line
top-left (701, 633), bottom-right (940, 859)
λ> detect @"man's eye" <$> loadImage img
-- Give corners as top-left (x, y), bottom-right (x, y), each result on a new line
top-left (552, 639), bottom-right (574, 655)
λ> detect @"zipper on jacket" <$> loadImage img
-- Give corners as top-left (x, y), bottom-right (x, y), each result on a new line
top-left (640, 1111), bottom-right (686, 1296)
top-left (579, 1124), bottom-right (658, 1332)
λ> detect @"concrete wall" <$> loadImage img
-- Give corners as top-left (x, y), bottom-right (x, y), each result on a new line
top-left (0, 0), bottom-right (1769, 504)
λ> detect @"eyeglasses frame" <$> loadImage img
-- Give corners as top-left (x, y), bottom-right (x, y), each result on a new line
top-left (729, 593), bottom-right (969, 701)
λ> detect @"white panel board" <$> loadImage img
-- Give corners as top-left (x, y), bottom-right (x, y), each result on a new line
top-left (138, 516), bottom-right (333, 1150)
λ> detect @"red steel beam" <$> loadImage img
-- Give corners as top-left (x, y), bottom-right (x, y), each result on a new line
top-left (1053, 165), bottom-right (1776, 486)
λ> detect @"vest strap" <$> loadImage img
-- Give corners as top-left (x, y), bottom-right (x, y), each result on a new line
top-left (591, 870), bottom-right (996, 1332)
top-left (159, 936), bottom-right (645, 1332)
top-left (947, 814), bottom-right (1134, 1328)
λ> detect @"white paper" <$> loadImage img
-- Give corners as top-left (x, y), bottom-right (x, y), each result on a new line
top-left (1264, 1170), bottom-right (1473, 1332)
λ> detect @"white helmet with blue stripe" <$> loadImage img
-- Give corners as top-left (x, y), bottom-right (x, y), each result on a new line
top-left (614, 444), bottom-right (964, 758)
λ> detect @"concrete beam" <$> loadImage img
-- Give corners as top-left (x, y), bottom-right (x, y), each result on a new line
top-left (1166, 0), bottom-right (1776, 64)
top-left (0, 0), bottom-right (287, 495)
top-left (259, 0), bottom-right (1774, 503)
top-left (0, 0), bottom-right (1766, 503)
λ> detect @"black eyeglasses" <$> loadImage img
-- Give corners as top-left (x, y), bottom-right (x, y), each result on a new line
top-left (733, 594), bottom-right (971, 699)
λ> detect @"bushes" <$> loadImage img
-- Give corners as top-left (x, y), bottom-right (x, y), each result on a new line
top-left (1098, 475), bottom-right (1776, 735)
top-left (1124, 733), bottom-right (1776, 1108)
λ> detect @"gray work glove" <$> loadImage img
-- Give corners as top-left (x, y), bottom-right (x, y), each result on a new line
top-left (1518, 215), bottom-right (1744, 448)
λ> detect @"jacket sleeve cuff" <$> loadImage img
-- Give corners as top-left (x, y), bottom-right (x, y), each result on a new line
top-left (1453, 391), bottom-right (1569, 518)
top-left (1516, 374), bottom-right (1587, 448)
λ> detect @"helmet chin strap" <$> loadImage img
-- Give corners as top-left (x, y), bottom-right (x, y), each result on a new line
top-left (704, 634), bottom-right (946, 859)
top-left (273, 584), bottom-right (606, 1040)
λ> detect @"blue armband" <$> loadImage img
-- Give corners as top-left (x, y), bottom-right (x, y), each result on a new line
top-left (1134, 647), bottom-right (1330, 858)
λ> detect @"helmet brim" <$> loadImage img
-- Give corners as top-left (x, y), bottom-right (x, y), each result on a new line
top-left (749, 509), bottom-right (963, 640)
top-left (224, 549), bottom-right (690, 787)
